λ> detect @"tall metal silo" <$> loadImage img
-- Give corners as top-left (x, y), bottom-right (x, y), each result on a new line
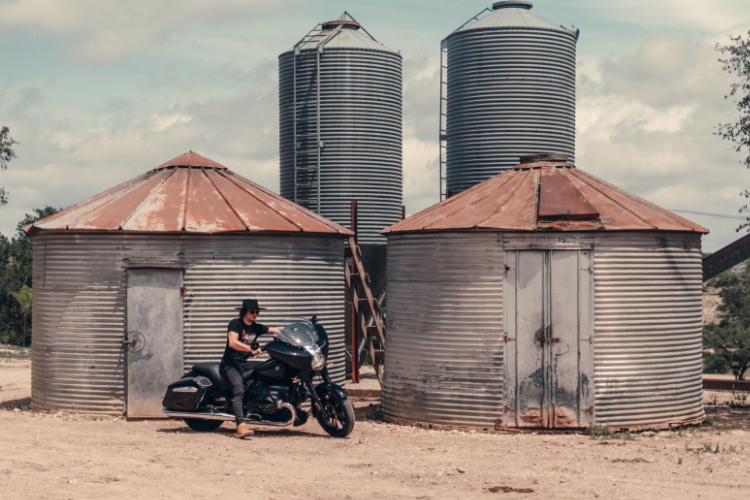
top-left (440, 1), bottom-right (578, 197)
top-left (279, 12), bottom-right (403, 245)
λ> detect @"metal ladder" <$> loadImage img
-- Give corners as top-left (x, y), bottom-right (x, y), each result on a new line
top-left (292, 24), bottom-right (342, 213)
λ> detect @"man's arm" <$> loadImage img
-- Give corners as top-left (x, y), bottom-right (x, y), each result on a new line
top-left (266, 327), bottom-right (282, 335)
top-left (227, 331), bottom-right (260, 355)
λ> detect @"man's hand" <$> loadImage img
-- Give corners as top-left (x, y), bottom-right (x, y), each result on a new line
top-left (251, 349), bottom-right (262, 356)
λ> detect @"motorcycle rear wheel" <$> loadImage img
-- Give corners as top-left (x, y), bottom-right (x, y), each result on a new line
top-left (316, 395), bottom-right (355, 438)
top-left (184, 419), bottom-right (223, 432)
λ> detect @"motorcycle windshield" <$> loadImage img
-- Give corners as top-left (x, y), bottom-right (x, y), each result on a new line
top-left (274, 318), bottom-right (318, 347)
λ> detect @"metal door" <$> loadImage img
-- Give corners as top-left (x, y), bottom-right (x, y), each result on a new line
top-left (505, 249), bottom-right (593, 428)
top-left (126, 269), bottom-right (183, 418)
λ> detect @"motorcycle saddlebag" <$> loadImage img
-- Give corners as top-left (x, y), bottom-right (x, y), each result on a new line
top-left (162, 373), bottom-right (212, 411)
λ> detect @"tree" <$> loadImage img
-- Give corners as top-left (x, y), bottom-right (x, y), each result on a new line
top-left (0, 126), bottom-right (17, 206)
top-left (10, 285), bottom-right (32, 347)
top-left (716, 32), bottom-right (750, 230)
top-left (0, 206), bottom-right (58, 346)
top-left (703, 262), bottom-right (750, 380)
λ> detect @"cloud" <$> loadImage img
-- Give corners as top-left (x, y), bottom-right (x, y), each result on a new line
top-left (576, 31), bottom-right (749, 251)
top-left (575, 0), bottom-right (750, 33)
top-left (0, 0), bottom-right (295, 64)
top-left (0, 66), bottom-right (279, 237)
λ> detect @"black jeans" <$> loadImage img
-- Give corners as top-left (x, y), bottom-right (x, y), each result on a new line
top-left (220, 361), bottom-right (253, 424)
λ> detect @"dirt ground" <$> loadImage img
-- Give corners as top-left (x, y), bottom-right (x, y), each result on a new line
top-left (4, 351), bottom-right (750, 499)
top-left (0, 403), bottom-right (749, 499)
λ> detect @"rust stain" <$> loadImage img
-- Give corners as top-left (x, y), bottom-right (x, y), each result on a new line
top-left (25, 152), bottom-right (353, 236)
top-left (519, 408), bottom-right (541, 425)
top-left (382, 159), bottom-right (708, 235)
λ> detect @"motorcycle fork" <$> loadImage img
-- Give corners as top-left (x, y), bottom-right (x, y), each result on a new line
top-left (305, 380), bottom-right (332, 421)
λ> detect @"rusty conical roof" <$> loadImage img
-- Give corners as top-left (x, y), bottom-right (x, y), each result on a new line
top-left (25, 152), bottom-right (353, 236)
top-left (383, 160), bottom-right (708, 234)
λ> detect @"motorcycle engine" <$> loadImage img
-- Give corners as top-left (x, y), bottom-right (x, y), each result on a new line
top-left (253, 384), bottom-right (289, 414)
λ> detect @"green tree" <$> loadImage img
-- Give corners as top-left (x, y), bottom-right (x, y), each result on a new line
top-left (703, 262), bottom-right (750, 380)
top-left (0, 206), bottom-right (58, 345)
top-left (10, 285), bottom-right (32, 347)
top-left (0, 126), bottom-right (17, 206)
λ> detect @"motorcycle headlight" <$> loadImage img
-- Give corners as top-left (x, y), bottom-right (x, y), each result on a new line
top-left (311, 353), bottom-right (326, 371)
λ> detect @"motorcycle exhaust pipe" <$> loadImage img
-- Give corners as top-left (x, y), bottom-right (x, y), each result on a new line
top-left (162, 402), bottom-right (296, 427)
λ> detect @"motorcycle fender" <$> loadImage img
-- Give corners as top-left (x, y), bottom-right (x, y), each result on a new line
top-left (314, 382), bottom-right (348, 402)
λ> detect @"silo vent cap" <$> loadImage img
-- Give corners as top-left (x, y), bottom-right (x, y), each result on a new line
top-left (492, 0), bottom-right (533, 10)
top-left (520, 153), bottom-right (569, 164)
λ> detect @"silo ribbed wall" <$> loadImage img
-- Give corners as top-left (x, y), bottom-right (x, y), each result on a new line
top-left (279, 48), bottom-right (403, 243)
top-left (32, 232), bottom-right (346, 415)
top-left (593, 233), bottom-right (704, 429)
top-left (445, 28), bottom-right (576, 193)
top-left (381, 232), bottom-right (505, 428)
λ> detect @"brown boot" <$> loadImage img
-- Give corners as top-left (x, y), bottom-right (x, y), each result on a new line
top-left (236, 422), bottom-right (254, 439)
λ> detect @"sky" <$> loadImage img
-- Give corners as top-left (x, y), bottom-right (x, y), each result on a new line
top-left (1, 0), bottom-right (750, 252)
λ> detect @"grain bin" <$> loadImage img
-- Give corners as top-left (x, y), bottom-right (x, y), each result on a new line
top-left (26, 152), bottom-right (352, 417)
top-left (381, 154), bottom-right (708, 431)
top-left (441, 1), bottom-right (578, 196)
top-left (279, 12), bottom-right (402, 245)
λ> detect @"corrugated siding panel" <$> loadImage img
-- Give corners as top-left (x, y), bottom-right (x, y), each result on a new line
top-left (382, 232), bottom-right (504, 428)
top-left (32, 232), bottom-right (127, 414)
top-left (32, 232), bottom-right (346, 415)
top-left (180, 235), bottom-right (346, 384)
top-left (593, 233), bottom-right (704, 428)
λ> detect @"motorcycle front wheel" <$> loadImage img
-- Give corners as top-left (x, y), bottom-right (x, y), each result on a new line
top-left (184, 418), bottom-right (223, 432)
top-left (316, 394), bottom-right (355, 438)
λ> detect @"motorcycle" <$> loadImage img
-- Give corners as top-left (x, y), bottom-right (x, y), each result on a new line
top-left (162, 316), bottom-right (355, 438)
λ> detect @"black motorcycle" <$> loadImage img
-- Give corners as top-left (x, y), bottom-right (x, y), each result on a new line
top-left (162, 317), bottom-right (354, 438)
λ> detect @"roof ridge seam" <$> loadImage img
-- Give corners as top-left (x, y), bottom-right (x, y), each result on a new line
top-left (181, 166), bottom-right (192, 231)
top-left (221, 170), bottom-right (346, 234)
top-left (215, 170), bottom-right (306, 232)
top-left (202, 168), bottom-right (252, 231)
top-left (567, 168), bottom-right (657, 230)
top-left (120, 166), bottom-right (180, 230)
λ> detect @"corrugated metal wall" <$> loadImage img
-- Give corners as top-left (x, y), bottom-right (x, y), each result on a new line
top-left (445, 28), bottom-right (576, 194)
top-left (381, 232), bottom-right (504, 428)
top-left (32, 232), bottom-right (346, 415)
top-left (593, 233), bottom-right (704, 429)
top-left (382, 231), bottom-right (703, 430)
top-left (279, 48), bottom-right (403, 243)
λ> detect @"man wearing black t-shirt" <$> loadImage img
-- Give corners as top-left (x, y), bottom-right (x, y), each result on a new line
top-left (220, 299), bottom-right (282, 439)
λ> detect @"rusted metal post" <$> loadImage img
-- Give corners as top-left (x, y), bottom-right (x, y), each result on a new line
top-left (350, 200), bottom-right (359, 383)
top-left (446, 189), bottom-right (452, 199)
top-left (402, 205), bottom-right (405, 220)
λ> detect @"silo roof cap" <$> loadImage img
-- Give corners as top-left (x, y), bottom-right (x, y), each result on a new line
top-left (451, 1), bottom-right (575, 36)
top-left (382, 156), bottom-right (708, 235)
top-left (25, 151), bottom-right (354, 236)
top-left (288, 12), bottom-right (398, 54)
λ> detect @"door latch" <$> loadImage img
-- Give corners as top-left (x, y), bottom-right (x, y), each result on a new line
top-left (541, 337), bottom-right (560, 345)
top-left (121, 339), bottom-right (137, 349)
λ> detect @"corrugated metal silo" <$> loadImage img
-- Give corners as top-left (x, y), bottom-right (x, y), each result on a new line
top-left (441, 1), bottom-right (578, 196)
top-left (27, 152), bottom-right (352, 416)
top-left (381, 154), bottom-right (708, 431)
top-left (279, 12), bottom-right (403, 244)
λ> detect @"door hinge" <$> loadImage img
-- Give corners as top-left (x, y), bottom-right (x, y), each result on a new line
top-left (180, 286), bottom-right (187, 296)
top-left (504, 265), bottom-right (510, 272)
top-left (503, 335), bottom-right (515, 342)
top-left (582, 336), bottom-right (593, 343)
top-left (584, 406), bottom-right (593, 414)
top-left (504, 406), bottom-right (514, 413)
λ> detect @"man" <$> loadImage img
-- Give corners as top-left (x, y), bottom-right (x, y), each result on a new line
top-left (221, 299), bottom-right (282, 439)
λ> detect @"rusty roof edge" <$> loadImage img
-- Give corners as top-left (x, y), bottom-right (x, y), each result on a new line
top-left (566, 168), bottom-right (659, 231)
top-left (62, 169), bottom-right (164, 231)
top-left (25, 169), bottom-right (156, 233)
top-left (574, 168), bottom-right (709, 233)
top-left (214, 169), bottom-right (307, 232)
top-left (202, 168), bottom-right (253, 230)
top-left (120, 166), bottom-right (180, 230)
top-left (222, 170), bottom-right (353, 235)
top-left (26, 227), bottom-right (349, 237)
top-left (383, 171), bottom-right (509, 233)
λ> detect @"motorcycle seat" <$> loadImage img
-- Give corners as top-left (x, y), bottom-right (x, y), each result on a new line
top-left (192, 361), bottom-right (265, 386)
